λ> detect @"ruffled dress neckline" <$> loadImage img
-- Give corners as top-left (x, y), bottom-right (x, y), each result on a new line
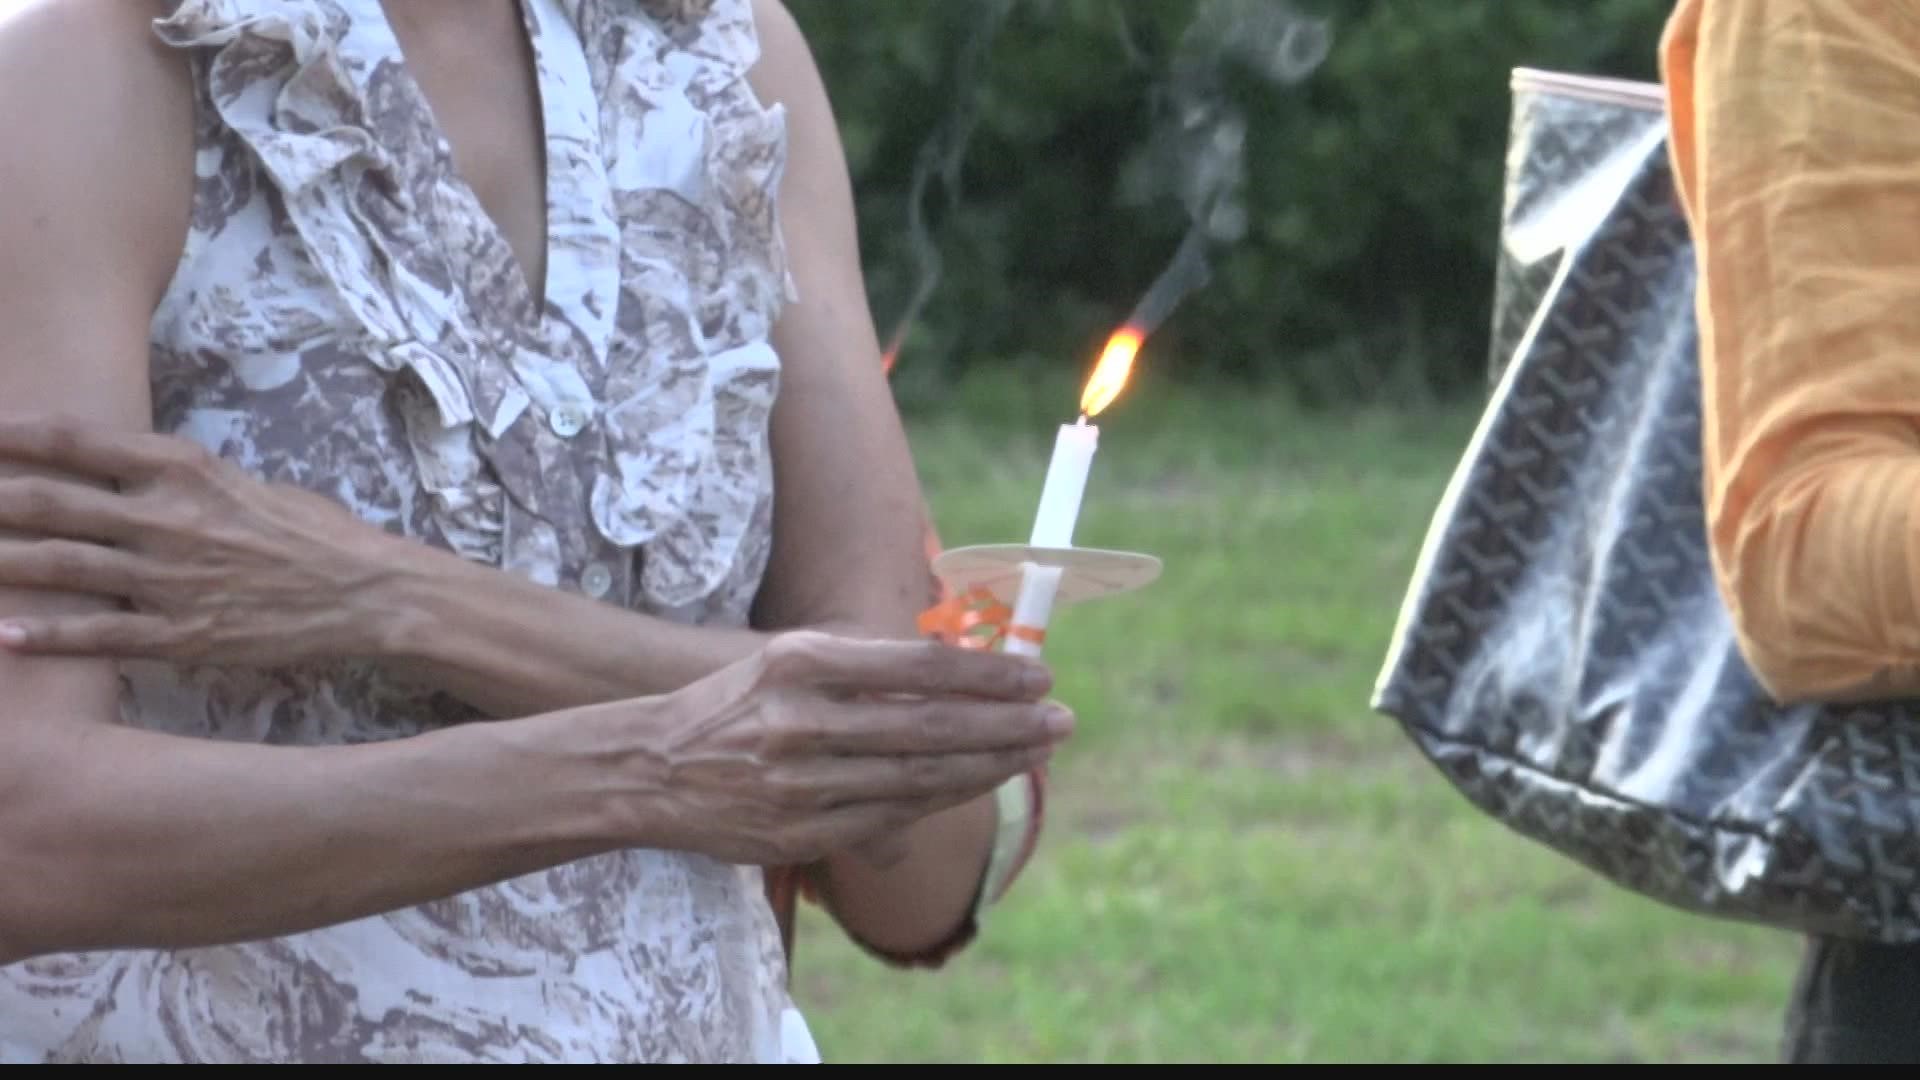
top-left (151, 0), bottom-right (795, 616)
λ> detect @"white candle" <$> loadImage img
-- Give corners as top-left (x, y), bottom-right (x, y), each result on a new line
top-left (1003, 418), bottom-right (1099, 657)
top-left (1028, 417), bottom-right (1099, 548)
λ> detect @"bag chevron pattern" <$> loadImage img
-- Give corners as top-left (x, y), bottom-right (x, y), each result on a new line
top-left (1373, 68), bottom-right (1920, 944)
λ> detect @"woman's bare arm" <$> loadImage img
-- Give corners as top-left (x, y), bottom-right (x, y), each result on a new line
top-left (740, 0), bottom-right (1008, 959)
top-left (0, 0), bottom-right (1066, 966)
top-left (0, 0), bottom-right (637, 964)
top-left (0, 0), bottom-right (1025, 962)
top-left (0, 0), bottom-right (956, 718)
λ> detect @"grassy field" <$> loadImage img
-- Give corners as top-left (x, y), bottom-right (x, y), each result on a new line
top-left (787, 368), bottom-right (1804, 1063)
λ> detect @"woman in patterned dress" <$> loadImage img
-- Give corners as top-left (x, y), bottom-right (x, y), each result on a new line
top-left (0, 0), bottom-right (1061, 1063)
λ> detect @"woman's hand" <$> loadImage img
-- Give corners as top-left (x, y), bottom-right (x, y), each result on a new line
top-left (0, 415), bottom-right (416, 665)
top-left (621, 630), bottom-right (1072, 867)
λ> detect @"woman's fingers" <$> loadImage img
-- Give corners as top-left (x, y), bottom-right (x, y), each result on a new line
top-left (640, 631), bottom-right (1078, 866)
top-left (0, 416), bottom-right (192, 486)
top-left (0, 476), bottom-right (149, 542)
top-left (0, 538), bottom-right (146, 594)
top-left (0, 610), bottom-right (188, 657)
top-left (777, 744), bottom-right (1052, 809)
top-left (793, 773), bottom-right (1029, 858)
top-left (767, 630), bottom-right (1052, 703)
top-left (805, 696), bottom-right (1073, 757)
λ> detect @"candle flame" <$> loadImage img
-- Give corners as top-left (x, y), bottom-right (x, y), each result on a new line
top-left (1080, 326), bottom-right (1144, 418)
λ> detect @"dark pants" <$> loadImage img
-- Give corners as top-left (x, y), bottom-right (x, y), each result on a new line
top-left (1783, 935), bottom-right (1920, 1062)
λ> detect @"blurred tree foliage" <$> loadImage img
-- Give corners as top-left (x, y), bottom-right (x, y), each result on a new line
top-left (788, 0), bottom-right (1673, 409)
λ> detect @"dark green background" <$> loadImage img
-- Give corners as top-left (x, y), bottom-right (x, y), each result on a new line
top-left (791, 0), bottom-right (1672, 410)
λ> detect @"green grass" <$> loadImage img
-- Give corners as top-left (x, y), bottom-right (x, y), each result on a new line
top-left (788, 369), bottom-right (1802, 1063)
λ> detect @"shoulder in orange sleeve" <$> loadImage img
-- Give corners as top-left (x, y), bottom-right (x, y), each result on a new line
top-left (1662, 0), bottom-right (1920, 703)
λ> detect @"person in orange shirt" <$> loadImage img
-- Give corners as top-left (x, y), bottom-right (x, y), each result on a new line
top-left (1665, 0), bottom-right (1920, 1062)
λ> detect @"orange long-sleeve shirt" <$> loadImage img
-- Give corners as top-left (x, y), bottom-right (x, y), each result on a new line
top-left (1662, 0), bottom-right (1920, 703)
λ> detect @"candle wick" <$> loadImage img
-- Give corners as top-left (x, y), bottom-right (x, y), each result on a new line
top-left (1075, 413), bottom-right (1089, 426)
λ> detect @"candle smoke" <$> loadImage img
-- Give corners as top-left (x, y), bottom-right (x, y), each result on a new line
top-left (1124, 229), bottom-right (1210, 341)
top-left (881, 0), bottom-right (1016, 372)
top-left (1120, 0), bottom-right (1333, 340)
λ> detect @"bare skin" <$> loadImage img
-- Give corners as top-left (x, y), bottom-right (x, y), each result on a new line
top-left (0, 0), bottom-right (1066, 967)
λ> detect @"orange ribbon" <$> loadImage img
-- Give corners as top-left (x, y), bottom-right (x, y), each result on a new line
top-left (903, 486), bottom-right (1044, 651)
top-left (917, 586), bottom-right (1046, 652)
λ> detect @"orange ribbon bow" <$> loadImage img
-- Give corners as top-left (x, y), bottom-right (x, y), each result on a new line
top-left (917, 586), bottom-right (1046, 652)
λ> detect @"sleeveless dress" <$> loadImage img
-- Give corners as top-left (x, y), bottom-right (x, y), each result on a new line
top-left (0, 0), bottom-right (819, 1064)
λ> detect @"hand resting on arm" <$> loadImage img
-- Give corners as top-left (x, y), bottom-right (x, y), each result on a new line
top-left (0, 0), bottom-right (964, 723)
top-left (0, 0), bottom-right (1039, 963)
top-left (0, 0), bottom-right (1067, 968)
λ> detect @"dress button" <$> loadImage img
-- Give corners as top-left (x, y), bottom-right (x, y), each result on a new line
top-left (579, 562), bottom-right (614, 599)
top-left (550, 404), bottom-right (590, 439)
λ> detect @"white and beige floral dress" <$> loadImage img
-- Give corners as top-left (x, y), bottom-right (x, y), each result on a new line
top-left (0, 0), bottom-right (822, 1064)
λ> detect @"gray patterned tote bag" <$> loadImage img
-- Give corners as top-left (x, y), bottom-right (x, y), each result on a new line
top-left (1372, 68), bottom-right (1920, 944)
